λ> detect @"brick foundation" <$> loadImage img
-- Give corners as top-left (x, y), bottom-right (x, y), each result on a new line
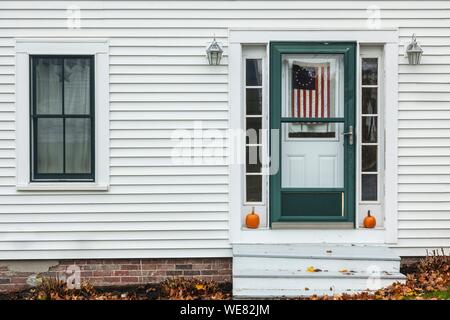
top-left (0, 258), bottom-right (232, 293)
top-left (0, 256), bottom-right (425, 293)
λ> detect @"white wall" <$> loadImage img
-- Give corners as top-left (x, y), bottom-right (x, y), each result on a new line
top-left (0, 1), bottom-right (449, 258)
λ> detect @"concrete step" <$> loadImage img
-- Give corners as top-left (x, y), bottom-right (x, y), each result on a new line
top-left (233, 244), bottom-right (401, 272)
top-left (234, 256), bottom-right (399, 273)
top-left (233, 269), bottom-right (406, 298)
top-left (232, 244), bottom-right (405, 298)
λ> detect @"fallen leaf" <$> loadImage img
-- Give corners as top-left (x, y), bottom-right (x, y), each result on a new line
top-left (195, 284), bottom-right (205, 291)
top-left (306, 266), bottom-right (322, 272)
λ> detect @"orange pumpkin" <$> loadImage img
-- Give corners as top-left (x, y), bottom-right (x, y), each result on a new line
top-left (363, 210), bottom-right (376, 228)
top-left (245, 207), bottom-right (260, 229)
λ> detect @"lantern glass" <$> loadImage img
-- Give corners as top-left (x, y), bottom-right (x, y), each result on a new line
top-left (209, 51), bottom-right (222, 65)
top-left (407, 51), bottom-right (422, 65)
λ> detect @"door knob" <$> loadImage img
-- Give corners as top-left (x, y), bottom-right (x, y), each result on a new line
top-left (343, 125), bottom-right (353, 145)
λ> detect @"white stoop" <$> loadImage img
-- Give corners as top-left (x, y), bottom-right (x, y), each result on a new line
top-left (232, 244), bottom-right (406, 298)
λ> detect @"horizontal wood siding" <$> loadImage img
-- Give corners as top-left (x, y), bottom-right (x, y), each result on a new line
top-left (0, 1), bottom-right (449, 258)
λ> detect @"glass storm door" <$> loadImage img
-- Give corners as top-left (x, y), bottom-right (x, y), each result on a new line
top-left (270, 42), bottom-right (356, 225)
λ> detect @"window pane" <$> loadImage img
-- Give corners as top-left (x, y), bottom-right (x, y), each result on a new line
top-left (362, 145), bottom-right (377, 172)
top-left (362, 174), bottom-right (377, 201)
top-left (246, 88), bottom-right (262, 115)
top-left (246, 146), bottom-right (261, 173)
top-left (362, 116), bottom-right (377, 143)
top-left (246, 175), bottom-right (262, 202)
top-left (35, 58), bottom-right (62, 115)
top-left (246, 59), bottom-right (262, 86)
top-left (246, 117), bottom-right (262, 144)
top-left (65, 119), bottom-right (91, 174)
top-left (64, 58), bottom-right (91, 115)
top-left (362, 88), bottom-right (377, 114)
top-left (284, 54), bottom-right (344, 118)
top-left (286, 122), bottom-right (336, 139)
top-left (362, 58), bottom-right (378, 85)
top-left (37, 118), bottom-right (63, 173)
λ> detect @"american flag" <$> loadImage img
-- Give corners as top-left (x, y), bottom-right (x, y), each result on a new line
top-left (291, 63), bottom-right (331, 119)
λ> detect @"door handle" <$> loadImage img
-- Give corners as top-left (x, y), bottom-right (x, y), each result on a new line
top-left (343, 125), bottom-right (354, 145)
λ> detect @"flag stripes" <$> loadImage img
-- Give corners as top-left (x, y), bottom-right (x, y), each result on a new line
top-left (291, 64), bottom-right (331, 119)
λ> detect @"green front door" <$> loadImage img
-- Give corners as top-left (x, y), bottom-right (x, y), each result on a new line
top-left (269, 42), bottom-right (356, 225)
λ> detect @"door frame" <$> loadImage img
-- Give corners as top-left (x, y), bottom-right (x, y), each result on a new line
top-left (269, 42), bottom-right (357, 226)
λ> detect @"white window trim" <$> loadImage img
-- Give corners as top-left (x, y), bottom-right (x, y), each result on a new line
top-left (241, 45), bottom-right (269, 228)
top-left (15, 39), bottom-right (110, 191)
top-left (229, 29), bottom-right (399, 245)
top-left (358, 46), bottom-right (385, 230)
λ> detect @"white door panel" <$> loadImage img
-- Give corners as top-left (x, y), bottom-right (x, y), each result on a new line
top-left (282, 123), bottom-right (344, 188)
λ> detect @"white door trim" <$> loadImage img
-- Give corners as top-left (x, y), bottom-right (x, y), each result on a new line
top-left (229, 28), bottom-right (399, 245)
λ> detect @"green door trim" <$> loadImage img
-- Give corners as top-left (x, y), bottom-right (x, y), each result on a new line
top-left (269, 42), bottom-right (356, 226)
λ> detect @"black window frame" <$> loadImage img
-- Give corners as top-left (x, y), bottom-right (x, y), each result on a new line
top-left (30, 55), bottom-right (95, 182)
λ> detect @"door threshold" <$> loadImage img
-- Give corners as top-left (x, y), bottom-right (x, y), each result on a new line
top-left (271, 222), bottom-right (354, 230)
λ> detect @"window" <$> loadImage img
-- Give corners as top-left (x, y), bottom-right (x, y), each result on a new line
top-left (245, 57), bottom-right (263, 203)
top-left (242, 45), bottom-right (267, 207)
top-left (15, 39), bottom-right (109, 190)
top-left (359, 48), bottom-right (383, 202)
top-left (30, 56), bottom-right (95, 181)
top-left (282, 54), bottom-right (344, 139)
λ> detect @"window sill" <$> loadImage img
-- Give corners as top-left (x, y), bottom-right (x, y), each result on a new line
top-left (16, 183), bottom-right (109, 191)
top-left (357, 226), bottom-right (385, 231)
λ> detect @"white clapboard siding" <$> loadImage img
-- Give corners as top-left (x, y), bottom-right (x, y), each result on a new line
top-left (0, 1), bottom-right (449, 259)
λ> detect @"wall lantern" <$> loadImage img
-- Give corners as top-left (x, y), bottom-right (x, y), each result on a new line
top-left (406, 34), bottom-right (423, 65)
top-left (206, 37), bottom-right (223, 66)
